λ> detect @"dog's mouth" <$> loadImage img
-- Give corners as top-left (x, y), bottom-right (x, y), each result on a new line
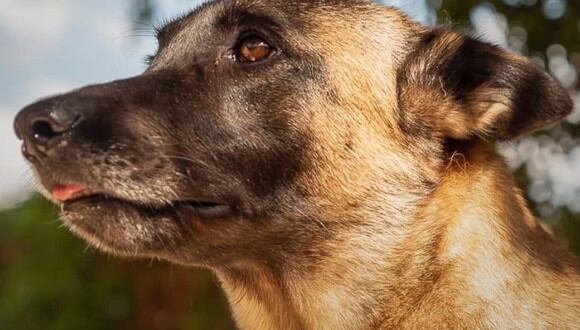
top-left (48, 183), bottom-right (237, 256)
top-left (52, 184), bottom-right (233, 219)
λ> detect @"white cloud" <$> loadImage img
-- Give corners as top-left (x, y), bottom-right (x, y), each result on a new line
top-left (28, 79), bottom-right (77, 101)
top-left (0, 0), bottom-right (75, 46)
top-left (0, 0), bottom-right (76, 75)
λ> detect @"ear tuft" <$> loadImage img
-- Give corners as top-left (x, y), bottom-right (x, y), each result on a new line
top-left (397, 28), bottom-right (573, 141)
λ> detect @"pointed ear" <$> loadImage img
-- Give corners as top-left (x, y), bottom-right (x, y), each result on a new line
top-left (397, 28), bottom-right (573, 140)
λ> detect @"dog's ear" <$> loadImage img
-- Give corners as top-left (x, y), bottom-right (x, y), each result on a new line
top-left (397, 28), bottom-right (573, 140)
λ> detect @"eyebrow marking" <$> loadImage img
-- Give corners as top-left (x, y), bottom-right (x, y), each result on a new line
top-left (216, 8), bottom-right (283, 32)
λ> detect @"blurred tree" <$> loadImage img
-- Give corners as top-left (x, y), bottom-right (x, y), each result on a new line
top-left (131, 0), bottom-right (157, 25)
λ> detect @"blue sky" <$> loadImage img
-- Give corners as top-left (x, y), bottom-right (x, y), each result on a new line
top-left (0, 0), bottom-right (433, 209)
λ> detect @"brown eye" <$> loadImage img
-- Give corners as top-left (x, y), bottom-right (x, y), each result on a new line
top-left (236, 36), bottom-right (273, 63)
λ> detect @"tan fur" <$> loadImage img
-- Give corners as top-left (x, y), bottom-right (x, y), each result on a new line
top-left (210, 4), bottom-right (579, 329)
top-left (219, 144), bottom-right (580, 330)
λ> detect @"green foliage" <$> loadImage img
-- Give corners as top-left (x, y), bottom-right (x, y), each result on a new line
top-left (555, 209), bottom-right (580, 255)
top-left (0, 196), bottom-right (233, 330)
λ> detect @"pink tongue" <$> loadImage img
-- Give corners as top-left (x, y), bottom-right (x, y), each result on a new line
top-left (52, 184), bottom-right (86, 202)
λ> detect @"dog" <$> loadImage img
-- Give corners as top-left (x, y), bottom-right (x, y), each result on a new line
top-left (13, 0), bottom-right (580, 328)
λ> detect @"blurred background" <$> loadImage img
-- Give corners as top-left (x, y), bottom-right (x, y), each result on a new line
top-left (0, 0), bottom-right (578, 329)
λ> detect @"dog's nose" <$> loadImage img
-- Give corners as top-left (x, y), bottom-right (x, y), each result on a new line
top-left (14, 98), bottom-right (82, 159)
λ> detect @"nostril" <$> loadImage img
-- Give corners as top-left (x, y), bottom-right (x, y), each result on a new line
top-left (29, 112), bottom-right (81, 142)
top-left (31, 119), bottom-right (61, 141)
top-left (16, 98), bottom-right (85, 158)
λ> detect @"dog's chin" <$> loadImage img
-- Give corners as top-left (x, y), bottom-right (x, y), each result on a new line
top-left (60, 195), bottom-right (232, 258)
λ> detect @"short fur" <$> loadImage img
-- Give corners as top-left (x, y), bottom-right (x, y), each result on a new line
top-left (14, 0), bottom-right (579, 329)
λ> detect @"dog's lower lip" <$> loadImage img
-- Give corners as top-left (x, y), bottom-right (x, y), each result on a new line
top-left (62, 193), bottom-right (107, 207)
top-left (62, 193), bottom-right (232, 218)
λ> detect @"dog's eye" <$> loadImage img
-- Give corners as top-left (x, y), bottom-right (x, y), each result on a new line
top-left (236, 36), bottom-right (273, 63)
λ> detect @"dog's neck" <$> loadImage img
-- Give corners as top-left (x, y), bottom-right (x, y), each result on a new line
top-left (215, 143), bottom-right (579, 329)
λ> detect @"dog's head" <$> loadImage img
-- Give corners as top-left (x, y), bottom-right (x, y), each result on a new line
top-left (14, 0), bottom-right (572, 268)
